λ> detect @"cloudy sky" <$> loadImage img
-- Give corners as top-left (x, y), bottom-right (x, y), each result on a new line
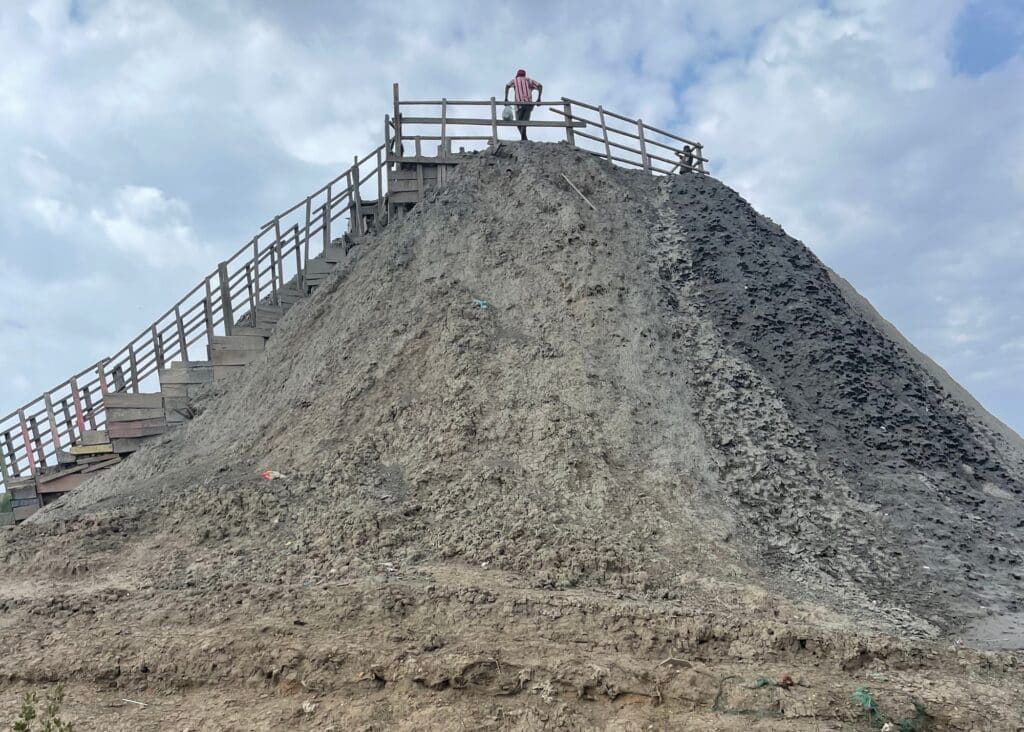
top-left (2, 0), bottom-right (1023, 435)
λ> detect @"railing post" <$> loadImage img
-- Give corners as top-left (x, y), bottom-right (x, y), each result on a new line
top-left (245, 263), bottom-right (257, 322)
top-left (3, 430), bottom-right (17, 477)
top-left (17, 410), bottom-right (35, 474)
top-left (58, 398), bottom-right (73, 445)
top-left (111, 364), bottom-right (126, 393)
top-left (490, 97), bottom-right (498, 145)
top-left (44, 394), bottom-right (60, 454)
top-left (69, 376), bottom-right (86, 435)
top-left (562, 99), bottom-right (575, 146)
top-left (175, 305), bottom-right (190, 363)
top-left (598, 105), bottom-right (611, 161)
top-left (696, 143), bottom-right (705, 173)
top-left (128, 344), bottom-right (139, 391)
top-left (28, 415), bottom-right (44, 466)
top-left (321, 202), bottom-right (331, 253)
top-left (294, 227), bottom-right (304, 293)
top-left (376, 147), bottom-right (383, 207)
top-left (637, 118), bottom-right (650, 173)
top-left (303, 196), bottom-right (312, 268)
top-left (96, 360), bottom-right (110, 397)
top-left (151, 325), bottom-right (165, 371)
top-left (251, 238), bottom-right (260, 303)
top-left (351, 161), bottom-right (363, 235)
top-left (392, 82), bottom-right (402, 159)
top-left (270, 239), bottom-right (281, 305)
top-left (0, 432), bottom-right (11, 482)
top-left (217, 262), bottom-right (234, 336)
top-left (203, 279), bottom-right (216, 341)
top-left (440, 98), bottom-right (448, 158)
top-left (82, 381), bottom-right (97, 429)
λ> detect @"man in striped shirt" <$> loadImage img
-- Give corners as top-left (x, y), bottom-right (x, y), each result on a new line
top-left (504, 69), bottom-right (542, 140)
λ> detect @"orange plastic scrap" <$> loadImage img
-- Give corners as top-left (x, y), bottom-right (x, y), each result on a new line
top-left (260, 470), bottom-right (286, 481)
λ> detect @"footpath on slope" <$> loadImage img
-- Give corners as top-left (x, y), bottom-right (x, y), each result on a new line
top-left (1, 142), bottom-right (1022, 730)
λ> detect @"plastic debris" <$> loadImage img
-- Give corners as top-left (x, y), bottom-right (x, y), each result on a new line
top-left (260, 469), bottom-right (287, 481)
top-left (472, 298), bottom-right (488, 310)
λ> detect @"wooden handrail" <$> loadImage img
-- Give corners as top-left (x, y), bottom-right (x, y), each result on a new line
top-left (1, 142), bottom-right (388, 487)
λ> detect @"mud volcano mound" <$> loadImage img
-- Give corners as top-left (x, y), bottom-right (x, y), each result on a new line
top-left (2, 142), bottom-right (1022, 729)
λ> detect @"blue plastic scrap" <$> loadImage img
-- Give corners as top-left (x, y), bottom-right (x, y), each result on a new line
top-left (472, 298), bottom-right (488, 310)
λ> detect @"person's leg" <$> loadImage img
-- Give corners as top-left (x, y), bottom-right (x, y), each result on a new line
top-left (516, 105), bottom-right (532, 140)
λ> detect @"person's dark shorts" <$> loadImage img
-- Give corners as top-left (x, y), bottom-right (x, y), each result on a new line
top-left (515, 104), bottom-right (533, 121)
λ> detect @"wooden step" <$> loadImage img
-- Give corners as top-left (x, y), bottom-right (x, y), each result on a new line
top-left (210, 349), bottom-right (263, 367)
top-left (231, 326), bottom-right (273, 338)
top-left (104, 393), bottom-right (163, 409)
top-left (323, 245), bottom-right (346, 263)
top-left (212, 364), bottom-right (246, 380)
top-left (304, 259), bottom-right (336, 276)
top-left (108, 418), bottom-right (168, 439)
top-left (105, 407), bottom-right (165, 422)
top-left (209, 335), bottom-right (266, 352)
top-left (159, 366), bottom-right (214, 385)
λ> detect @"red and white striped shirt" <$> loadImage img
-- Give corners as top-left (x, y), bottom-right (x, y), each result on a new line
top-left (509, 76), bottom-right (541, 103)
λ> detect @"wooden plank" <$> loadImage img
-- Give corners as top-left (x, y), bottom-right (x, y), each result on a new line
top-left (212, 364), bottom-right (245, 381)
top-left (103, 393), bottom-right (164, 410)
top-left (175, 305), bottom-right (190, 363)
top-left (105, 407), bottom-right (166, 422)
top-left (13, 504), bottom-right (38, 521)
top-left (107, 421), bottom-right (167, 439)
top-left (158, 367), bottom-right (213, 385)
top-left (80, 429), bottom-right (109, 446)
top-left (28, 414), bottom-right (44, 466)
top-left (218, 262), bottom-right (234, 337)
top-left (76, 454), bottom-right (121, 465)
top-left (209, 335), bottom-right (266, 351)
top-left (128, 344), bottom-right (140, 391)
top-left (44, 394), bottom-right (60, 453)
top-left (11, 485), bottom-right (38, 500)
top-left (56, 450), bottom-right (76, 466)
top-left (162, 396), bottom-right (190, 411)
top-left (82, 456), bottom-right (122, 474)
top-left (1, 431), bottom-right (15, 481)
top-left (38, 464), bottom-right (86, 483)
top-left (69, 443), bottom-right (115, 456)
top-left (37, 471), bottom-right (90, 493)
top-left (111, 437), bottom-right (147, 454)
top-left (598, 106), bottom-right (611, 160)
top-left (210, 349), bottom-right (262, 367)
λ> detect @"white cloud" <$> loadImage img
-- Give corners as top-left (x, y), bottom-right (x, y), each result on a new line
top-left (90, 186), bottom-right (209, 268)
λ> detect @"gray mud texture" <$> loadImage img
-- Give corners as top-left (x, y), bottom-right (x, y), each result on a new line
top-left (2, 142), bottom-right (1022, 729)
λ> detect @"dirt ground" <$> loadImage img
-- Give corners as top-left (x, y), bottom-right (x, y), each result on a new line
top-left (2, 143), bottom-right (1023, 729)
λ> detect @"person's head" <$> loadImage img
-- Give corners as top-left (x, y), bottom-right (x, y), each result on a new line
top-left (683, 145), bottom-right (692, 153)
top-left (516, 69), bottom-right (526, 77)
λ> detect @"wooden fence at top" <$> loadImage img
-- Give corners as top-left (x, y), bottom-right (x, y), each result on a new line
top-left (388, 87), bottom-right (708, 174)
top-left (0, 84), bottom-right (707, 495)
top-left (0, 143), bottom-right (387, 489)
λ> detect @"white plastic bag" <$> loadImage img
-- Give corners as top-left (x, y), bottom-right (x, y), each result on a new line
top-left (502, 104), bottom-right (514, 121)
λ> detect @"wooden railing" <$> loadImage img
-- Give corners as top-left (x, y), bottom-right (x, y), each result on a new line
top-left (388, 85), bottom-right (707, 174)
top-left (0, 143), bottom-right (387, 490)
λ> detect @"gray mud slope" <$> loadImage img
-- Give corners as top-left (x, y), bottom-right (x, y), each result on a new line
top-left (42, 142), bottom-right (1024, 631)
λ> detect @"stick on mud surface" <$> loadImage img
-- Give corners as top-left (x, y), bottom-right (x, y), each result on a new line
top-left (561, 173), bottom-right (597, 210)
